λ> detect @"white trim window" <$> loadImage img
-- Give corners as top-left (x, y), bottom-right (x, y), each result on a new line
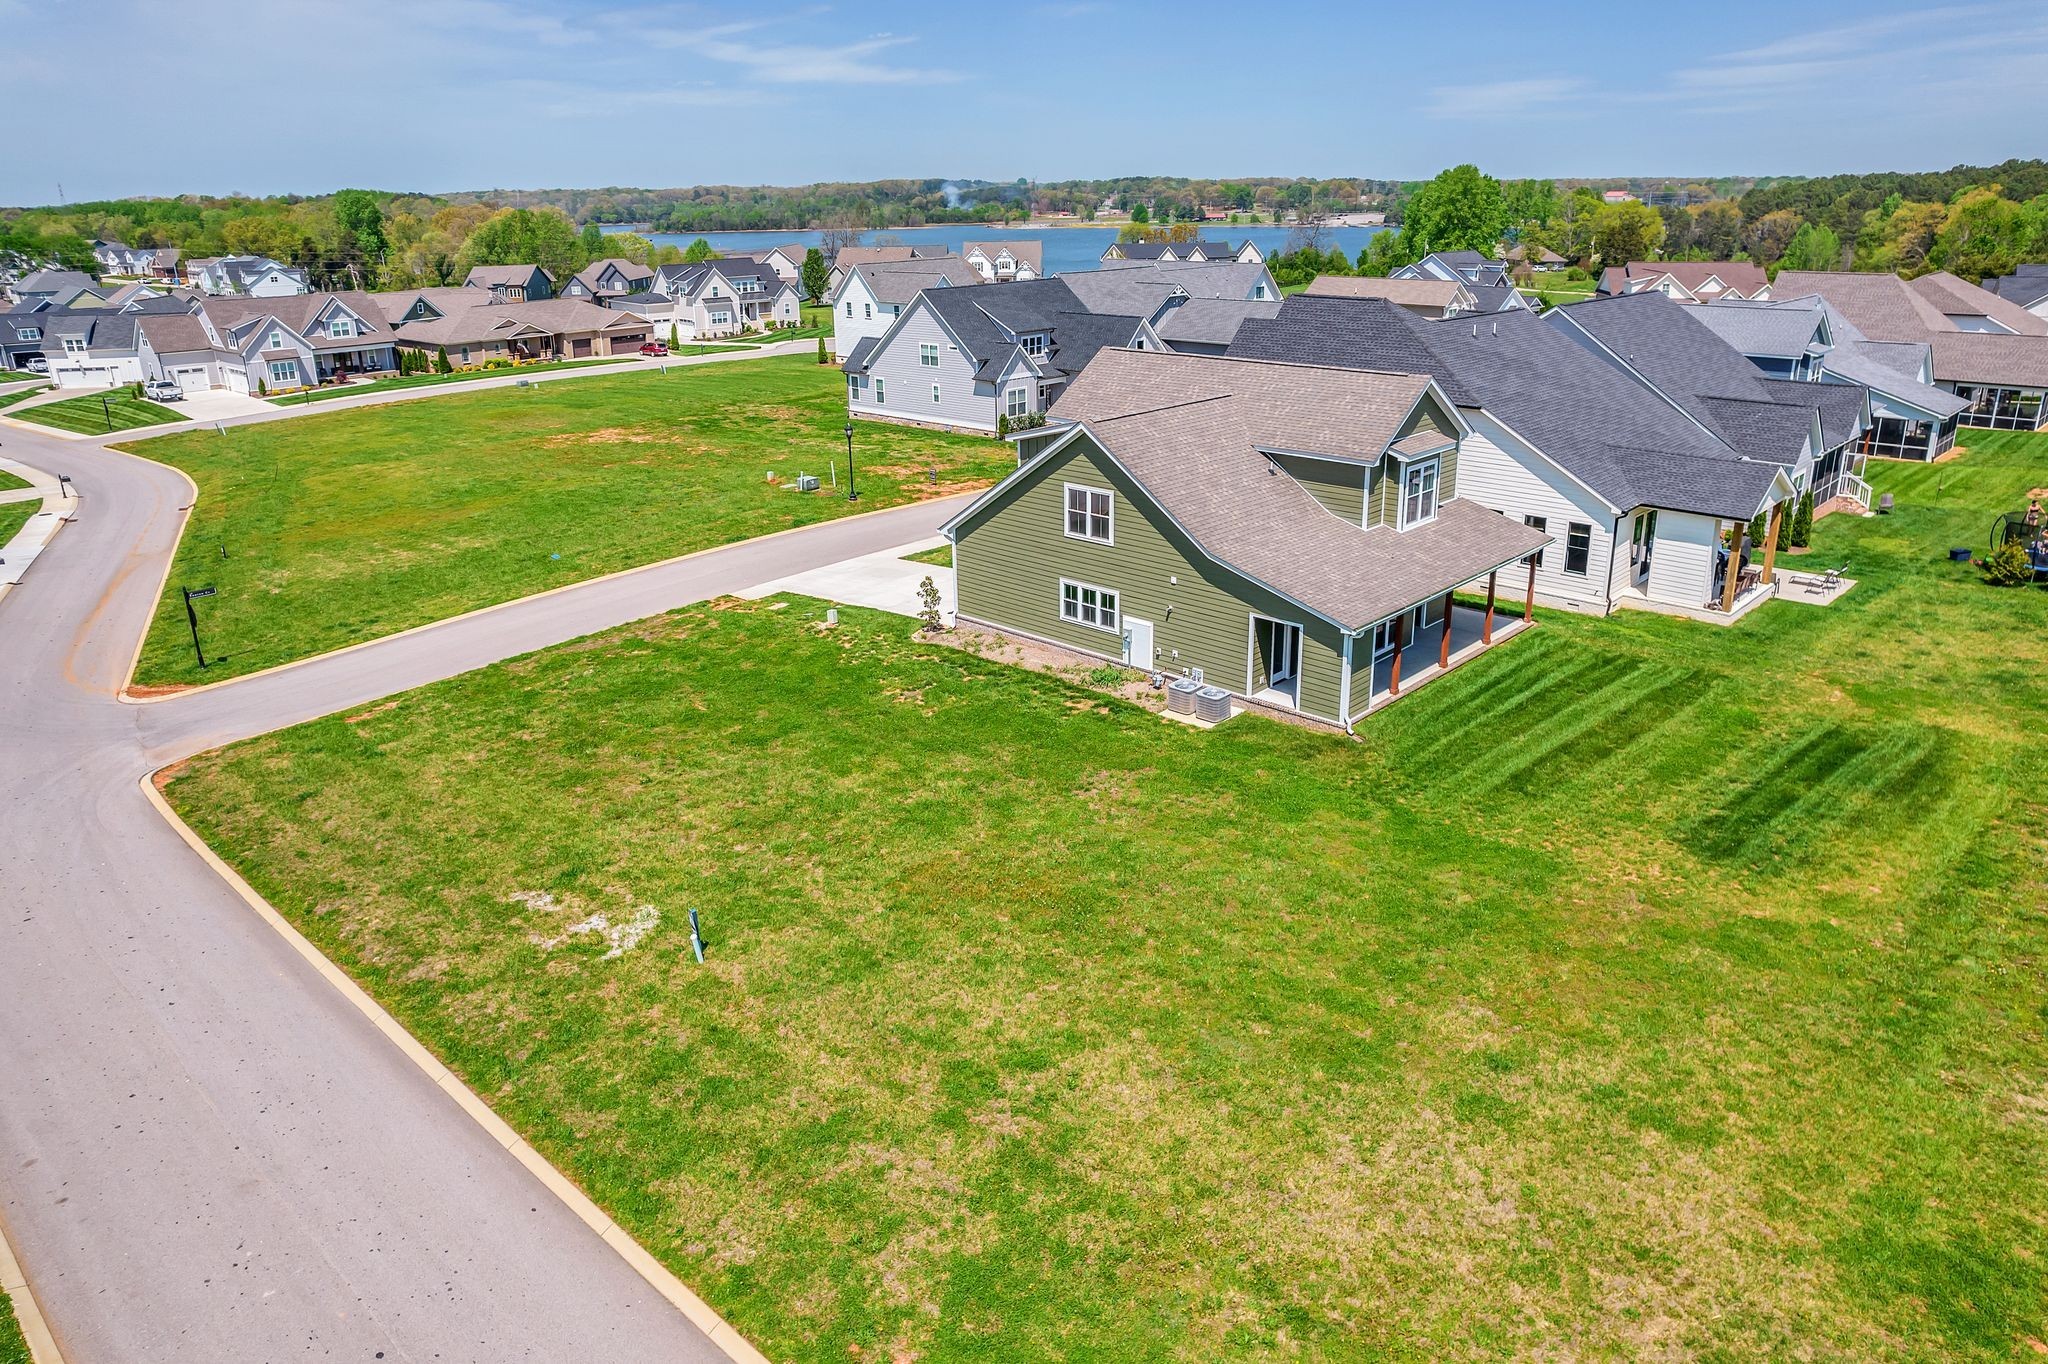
top-left (1064, 483), bottom-right (1112, 543)
top-left (1564, 522), bottom-right (1592, 575)
top-left (327, 317), bottom-right (353, 338)
top-left (1020, 333), bottom-right (1047, 357)
top-left (919, 343), bottom-right (940, 367)
top-left (844, 301), bottom-right (854, 317)
top-left (20, 327), bottom-right (39, 341)
top-left (1401, 458), bottom-right (1440, 528)
top-left (1060, 579), bottom-right (1119, 632)
top-left (874, 377), bottom-right (885, 404)
top-left (267, 359), bottom-right (298, 385)
top-left (267, 329), bottom-right (285, 350)
top-left (1005, 386), bottom-right (1028, 419)
top-left (1523, 514), bottom-right (1547, 567)
top-left (847, 374), bottom-right (862, 400)
top-left (62, 336), bottom-right (87, 355)
top-left (863, 303), bottom-right (872, 319)
top-left (931, 383), bottom-right (941, 405)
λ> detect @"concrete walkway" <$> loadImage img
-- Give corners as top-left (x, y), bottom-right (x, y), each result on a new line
top-left (0, 454), bottom-right (75, 600)
top-left (0, 406), bottom-right (967, 1362)
top-left (738, 534), bottom-right (956, 625)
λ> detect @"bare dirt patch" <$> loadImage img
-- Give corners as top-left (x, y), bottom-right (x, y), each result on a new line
top-left (541, 426), bottom-right (664, 447)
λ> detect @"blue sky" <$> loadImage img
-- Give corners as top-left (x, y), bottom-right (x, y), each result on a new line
top-left (4, 0), bottom-right (2047, 204)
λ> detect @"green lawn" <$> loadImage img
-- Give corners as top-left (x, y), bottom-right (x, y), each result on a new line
top-left (122, 354), bottom-right (1009, 687)
top-left (0, 387), bottom-right (50, 412)
top-left (0, 1289), bottom-right (27, 1364)
top-left (0, 369), bottom-right (42, 383)
top-left (900, 542), bottom-right (952, 567)
top-left (266, 356), bottom-right (638, 405)
top-left (10, 390), bottom-right (183, 434)
top-left (0, 467), bottom-right (30, 492)
top-left (167, 434), bottom-right (2048, 1361)
top-left (0, 498), bottom-right (39, 547)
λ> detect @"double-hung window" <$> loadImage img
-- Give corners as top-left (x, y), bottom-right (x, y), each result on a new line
top-left (931, 383), bottom-right (941, 405)
top-left (1060, 580), bottom-right (1119, 632)
top-left (268, 329), bottom-right (285, 351)
top-left (20, 327), bottom-right (39, 341)
top-left (874, 377), bottom-right (886, 404)
top-left (1523, 515), bottom-right (1547, 566)
top-left (1401, 459), bottom-right (1440, 527)
top-left (848, 374), bottom-right (862, 400)
top-left (62, 336), bottom-right (86, 355)
top-left (267, 359), bottom-right (297, 385)
top-left (844, 301), bottom-right (853, 317)
top-left (1564, 522), bottom-right (1592, 575)
top-left (1005, 386), bottom-right (1028, 419)
top-left (1021, 333), bottom-right (1046, 357)
top-left (863, 303), bottom-right (871, 319)
top-left (919, 343), bottom-right (939, 367)
top-left (1065, 483), bottom-right (1112, 543)
top-left (328, 317), bottom-right (353, 338)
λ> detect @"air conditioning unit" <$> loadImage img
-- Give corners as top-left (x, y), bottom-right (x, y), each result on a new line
top-left (1195, 686), bottom-right (1231, 723)
top-left (795, 474), bottom-right (819, 492)
top-left (1166, 678), bottom-right (1200, 714)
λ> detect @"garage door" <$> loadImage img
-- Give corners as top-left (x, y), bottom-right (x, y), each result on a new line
top-left (572, 338), bottom-right (593, 357)
top-left (223, 367), bottom-right (249, 394)
top-left (172, 366), bottom-right (210, 394)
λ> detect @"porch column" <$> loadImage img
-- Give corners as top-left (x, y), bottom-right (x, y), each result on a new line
top-left (1437, 591), bottom-right (1454, 667)
top-left (1389, 615), bottom-right (1408, 696)
top-left (1524, 556), bottom-right (1538, 621)
top-left (1482, 572), bottom-right (1497, 644)
top-left (1761, 501), bottom-right (1784, 586)
top-left (1721, 521), bottom-right (1742, 612)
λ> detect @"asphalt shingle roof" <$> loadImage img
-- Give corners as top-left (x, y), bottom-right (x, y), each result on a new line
top-left (1692, 299), bottom-right (1830, 358)
top-left (1034, 348), bottom-right (1546, 629)
top-left (1230, 294), bottom-right (1782, 520)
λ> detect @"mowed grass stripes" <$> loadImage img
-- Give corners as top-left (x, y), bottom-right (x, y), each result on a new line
top-left (167, 431), bottom-right (2048, 1361)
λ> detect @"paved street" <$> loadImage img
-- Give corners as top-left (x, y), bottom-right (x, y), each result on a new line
top-left (0, 385), bottom-right (966, 1361)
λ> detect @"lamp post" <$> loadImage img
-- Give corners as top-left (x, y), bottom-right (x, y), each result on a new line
top-left (843, 420), bottom-right (858, 501)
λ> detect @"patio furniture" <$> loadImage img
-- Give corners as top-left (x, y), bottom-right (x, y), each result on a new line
top-left (1877, 493), bottom-right (1894, 514)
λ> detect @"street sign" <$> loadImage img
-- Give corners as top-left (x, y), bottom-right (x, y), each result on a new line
top-left (185, 586), bottom-right (217, 599)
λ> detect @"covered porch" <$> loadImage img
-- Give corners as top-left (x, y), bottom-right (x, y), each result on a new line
top-left (315, 345), bottom-right (397, 380)
top-left (1355, 558), bottom-right (1540, 718)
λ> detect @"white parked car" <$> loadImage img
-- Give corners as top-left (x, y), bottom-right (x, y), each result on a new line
top-left (142, 378), bottom-right (184, 402)
top-left (22, 356), bottom-right (49, 374)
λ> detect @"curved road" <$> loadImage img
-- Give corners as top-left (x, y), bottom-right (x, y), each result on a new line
top-left (0, 393), bottom-right (965, 1360)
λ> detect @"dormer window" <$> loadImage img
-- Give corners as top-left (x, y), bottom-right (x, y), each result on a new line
top-left (268, 329), bottom-right (285, 350)
top-left (20, 326), bottom-right (38, 340)
top-left (1021, 333), bottom-right (1047, 356)
top-left (328, 317), bottom-right (353, 338)
top-left (1401, 459), bottom-right (1440, 528)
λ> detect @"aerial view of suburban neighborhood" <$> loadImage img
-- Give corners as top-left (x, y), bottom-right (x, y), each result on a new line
top-left (5, 2), bottom-right (2048, 1361)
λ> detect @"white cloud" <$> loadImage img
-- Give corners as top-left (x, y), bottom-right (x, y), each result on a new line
top-left (1427, 78), bottom-right (1583, 119)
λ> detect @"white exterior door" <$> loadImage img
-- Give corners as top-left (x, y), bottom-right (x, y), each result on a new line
top-left (1123, 616), bottom-right (1154, 669)
top-left (172, 365), bottom-right (209, 394)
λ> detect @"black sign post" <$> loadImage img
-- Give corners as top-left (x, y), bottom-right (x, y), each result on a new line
top-left (182, 585), bottom-right (216, 669)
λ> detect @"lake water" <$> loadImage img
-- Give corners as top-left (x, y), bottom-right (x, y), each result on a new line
top-left (601, 222), bottom-right (1386, 274)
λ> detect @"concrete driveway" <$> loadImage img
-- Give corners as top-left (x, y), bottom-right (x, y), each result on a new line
top-left (0, 393), bottom-right (969, 1360)
top-left (738, 533), bottom-right (956, 625)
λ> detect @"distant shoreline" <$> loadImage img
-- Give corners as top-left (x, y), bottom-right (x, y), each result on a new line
top-left (604, 218), bottom-right (1376, 236)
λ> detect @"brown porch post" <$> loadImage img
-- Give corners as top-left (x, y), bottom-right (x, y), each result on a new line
top-left (1437, 591), bottom-right (1454, 667)
top-left (1482, 571), bottom-right (1497, 644)
top-left (1524, 555), bottom-right (1538, 621)
top-left (1761, 501), bottom-right (1784, 586)
top-left (1389, 614), bottom-right (1407, 696)
top-left (1721, 520), bottom-right (1742, 612)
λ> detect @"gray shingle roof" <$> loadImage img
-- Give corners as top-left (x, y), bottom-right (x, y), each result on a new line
top-left (1757, 377), bottom-right (1868, 450)
top-left (1984, 265), bottom-right (2048, 311)
top-left (1029, 348), bottom-right (1546, 629)
top-left (1907, 270), bottom-right (2048, 336)
top-left (840, 335), bottom-right (880, 374)
top-left (1230, 294), bottom-right (1783, 520)
top-left (1151, 297), bottom-right (1283, 346)
top-left (918, 278), bottom-right (1146, 382)
top-left (1692, 299), bottom-right (1830, 359)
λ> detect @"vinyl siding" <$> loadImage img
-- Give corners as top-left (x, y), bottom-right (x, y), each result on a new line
top-left (1644, 509), bottom-right (1722, 609)
top-left (1447, 412), bottom-right (1618, 611)
top-left (954, 434), bottom-right (1349, 723)
top-left (1271, 454), bottom-right (1365, 523)
top-left (852, 300), bottom-right (1000, 432)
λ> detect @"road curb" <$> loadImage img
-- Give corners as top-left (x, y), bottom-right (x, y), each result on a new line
top-left (0, 1205), bottom-right (67, 1364)
top-left (117, 491), bottom-right (975, 705)
top-left (137, 772), bottom-right (773, 1364)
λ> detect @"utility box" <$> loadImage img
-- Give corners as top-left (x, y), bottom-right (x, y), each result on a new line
top-left (1166, 678), bottom-right (1200, 714)
top-left (1195, 686), bottom-right (1231, 723)
top-left (795, 474), bottom-right (820, 492)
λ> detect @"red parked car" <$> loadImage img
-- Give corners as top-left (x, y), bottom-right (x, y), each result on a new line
top-left (639, 340), bottom-right (669, 357)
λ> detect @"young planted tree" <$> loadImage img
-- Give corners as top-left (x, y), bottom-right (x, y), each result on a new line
top-left (435, 345), bottom-right (452, 374)
top-left (800, 247), bottom-right (829, 302)
top-left (1791, 491), bottom-right (1815, 547)
top-left (916, 575), bottom-right (945, 633)
top-left (1747, 510), bottom-right (1768, 553)
top-left (668, 323), bottom-right (680, 351)
top-left (816, 336), bottom-right (829, 365)
top-left (1982, 536), bottom-right (2036, 586)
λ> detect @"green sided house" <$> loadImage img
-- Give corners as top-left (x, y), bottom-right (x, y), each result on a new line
top-left (941, 349), bottom-right (1552, 729)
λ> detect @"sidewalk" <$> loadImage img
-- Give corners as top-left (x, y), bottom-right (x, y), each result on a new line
top-left (0, 454), bottom-right (77, 602)
top-left (0, 339), bottom-right (817, 441)
top-left (737, 534), bottom-right (956, 624)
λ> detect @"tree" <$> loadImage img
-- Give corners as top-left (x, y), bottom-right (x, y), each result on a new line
top-left (916, 575), bottom-right (944, 633)
top-left (1130, 202), bottom-right (1150, 224)
top-left (1779, 222), bottom-right (1844, 272)
top-left (1688, 200), bottom-right (1745, 259)
top-left (1983, 536), bottom-right (2036, 586)
top-left (819, 224), bottom-right (863, 261)
top-left (1746, 510), bottom-right (1767, 554)
top-left (1117, 222), bottom-right (1150, 243)
top-left (1402, 164), bottom-right (1509, 256)
top-left (1931, 186), bottom-right (2031, 280)
top-left (1745, 209), bottom-right (1802, 265)
top-left (457, 206), bottom-right (583, 280)
top-left (435, 345), bottom-right (452, 374)
top-left (682, 237), bottom-right (718, 263)
top-left (580, 223), bottom-right (604, 256)
top-left (1791, 491), bottom-right (1814, 548)
top-left (331, 189), bottom-right (387, 260)
top-left (667, 323), bottom-right (679, 350)
top-left (1357, 229), bottom-right (1417, 277)
top-left (1854, 198), bottom-right (1946, 273)
top-left (817, 336), bottom-right (829, 365)
top-left (1590, 200), bottom-right (1666, 269)
top-left (800, 247), bottom-right (829, 302)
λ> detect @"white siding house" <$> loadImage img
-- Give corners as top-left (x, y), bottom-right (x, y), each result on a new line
top-left (1450, 412), bottom-right (1622, 613)
top-left (847, 301), bottom-right (998, 432)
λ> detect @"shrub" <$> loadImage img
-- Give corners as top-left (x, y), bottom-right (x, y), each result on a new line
top-left (817, 337), bottom-right (829, 365)
top-left (1983, 537), bottom-right (2037, 586)
top-left (916, 575), bottom-right (944, 633)
top-left (997, 412), bottom-right (1011, 438)
top-left (434, 346), bottom-right (452, 375)
top-left (1746, 510), bottom-right (1767, 551)
top-left (1776, 505), bottom-right (1792, 552)
top-left (1791, 491), bottom-right (1814, 548)
top-left (257, 378), bottom-right (268, 396)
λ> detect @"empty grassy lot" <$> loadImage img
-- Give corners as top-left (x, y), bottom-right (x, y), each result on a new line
top-left (121, 354), bottom-right (1008, 686)
top-left (166, 434), bottom-right (2048, 1361)
top-left (10, 389), bottom-right (182, 434)
top-left (263, 355), bottom-right (639, 405)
